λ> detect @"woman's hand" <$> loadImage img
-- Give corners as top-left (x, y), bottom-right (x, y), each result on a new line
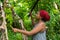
top-left (12, 28), bottom-right (20, 32)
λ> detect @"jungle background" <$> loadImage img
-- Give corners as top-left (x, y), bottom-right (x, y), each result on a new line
top-left (0, 0), bottom-right (60, 40)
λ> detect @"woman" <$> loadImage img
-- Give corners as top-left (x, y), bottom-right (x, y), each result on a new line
top-left (12, 10), bottom-right (50, 40)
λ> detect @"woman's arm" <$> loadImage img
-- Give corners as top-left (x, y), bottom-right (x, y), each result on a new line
top-left (13, 23), bottom-right (45, 36)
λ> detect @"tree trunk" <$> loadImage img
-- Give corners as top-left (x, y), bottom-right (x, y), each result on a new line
top-left (0, 2), bottom-right (8, 40)
top-left (11, 7), bottom-right (28, 40)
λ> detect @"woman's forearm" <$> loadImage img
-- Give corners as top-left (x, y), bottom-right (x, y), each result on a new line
top-left (13, 23), bottom-right (45, 36)
top-left (18, 30), bottom-right (31, 36)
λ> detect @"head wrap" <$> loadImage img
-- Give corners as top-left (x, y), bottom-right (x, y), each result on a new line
top-left (39, 10), bottom-right (50, 21)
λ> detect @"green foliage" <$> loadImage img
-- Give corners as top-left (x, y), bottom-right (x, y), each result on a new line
top-left (8, 29), bottom-right (23, 40)
top-left (0, 0), bottom-right (4, 2)
top-left (2, 0), bottom-right (60, 40)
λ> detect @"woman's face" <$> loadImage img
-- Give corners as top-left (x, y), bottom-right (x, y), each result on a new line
top-left (36, 12), bottom-right (41, 19)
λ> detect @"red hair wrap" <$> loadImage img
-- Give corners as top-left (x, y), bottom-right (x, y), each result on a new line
top-left (39, 10), bottom-right (50, 21)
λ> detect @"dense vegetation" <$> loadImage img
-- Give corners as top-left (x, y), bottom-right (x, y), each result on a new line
top-left (0, 0), bottom-right (60, 40)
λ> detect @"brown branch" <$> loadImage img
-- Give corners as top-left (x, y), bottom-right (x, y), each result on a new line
top-left (29, 0), bottom-right (39, 26)
top-left (11, 7), bottom-right (28, 40)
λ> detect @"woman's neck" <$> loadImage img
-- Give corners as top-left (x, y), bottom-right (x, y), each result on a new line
top-left (35, 19), bottom-right (43, 24)
top-left (39, 20), bottom-right (43, 23)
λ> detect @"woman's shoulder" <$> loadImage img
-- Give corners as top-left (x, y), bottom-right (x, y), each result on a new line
top-left (34, 21), bottom-right (46, 28)
top-left (39, 22), bottom-right (48, 29)
top-left (38, 21), bottom-right (45, 26)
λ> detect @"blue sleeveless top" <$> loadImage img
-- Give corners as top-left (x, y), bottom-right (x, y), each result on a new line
top-left (32, 24), bottom-right (46, 40)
